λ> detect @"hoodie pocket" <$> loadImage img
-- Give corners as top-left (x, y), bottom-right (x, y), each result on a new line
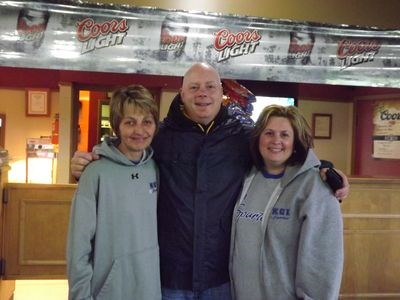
top-left (95, 258), bottom-right (124, 300)
top-left (95, 247), bottom-right (161, 300)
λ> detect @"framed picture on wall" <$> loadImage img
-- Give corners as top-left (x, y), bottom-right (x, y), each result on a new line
top-left (312, 113), bottom-right (332, 139)
top-left (26, 89), bottom-right (50, 117)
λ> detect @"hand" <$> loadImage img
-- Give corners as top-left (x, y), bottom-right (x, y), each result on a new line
top-left (332, 168), bottom-right (349, 201)
top-left (319, 168), bottom-right (350, 202)
top-left (71, 151), bottom-right (100, 179)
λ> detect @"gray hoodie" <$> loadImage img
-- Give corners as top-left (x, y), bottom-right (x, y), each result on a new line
top-left (67, 138), bottom-right (161, 300)
top-left (230, 149), bottom-right (343, 300)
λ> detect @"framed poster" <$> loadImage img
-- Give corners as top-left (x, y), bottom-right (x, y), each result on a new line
top-left (312, 113), bottom-right (332, 139)
top-left (26, 89), bottom-right (50, 117)
top-left (373, 101), bottom-right (400, 159)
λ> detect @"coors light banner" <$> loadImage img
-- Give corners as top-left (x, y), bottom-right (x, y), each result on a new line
top-left (0, 0), bottom-right (399, 88)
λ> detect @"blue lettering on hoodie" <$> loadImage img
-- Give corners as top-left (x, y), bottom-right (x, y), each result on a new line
top-left (149, 181), bottom-right (157, 193)
top-left (236, 203), bottom-right (263, 222)
top-left (236, 203), bottom-right (291, 222)
top-left (271, 207), bottom-right (290, 219)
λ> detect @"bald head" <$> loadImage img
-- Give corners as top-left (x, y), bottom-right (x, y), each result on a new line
top-left (180, 63), bottom-right (224, 125)
top-left (183, 63), bottom-right (221, 85)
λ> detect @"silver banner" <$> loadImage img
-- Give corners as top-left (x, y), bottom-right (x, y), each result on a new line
top-left (0, 0), bottom-right (399, 87)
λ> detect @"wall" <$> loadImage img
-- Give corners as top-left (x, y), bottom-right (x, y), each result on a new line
top-left (0, 84), bottom-right (357, 183)
top-left (90, 0), bottom-right (400, 29)
top-left (57, 84), bottom-right (74, 184)
top-left (299, 100), bottom-right (353, 174)
top-left (160, 90), bottom-right (178, 121)
top-left (0, 84), bottom-right (180, 183)
top-left (0, 89), bottom-right (59, 183)
top-left (2, 72), bottom-right (399, 181)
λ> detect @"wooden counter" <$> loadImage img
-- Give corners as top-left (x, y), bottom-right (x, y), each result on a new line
top-left (0, 177), bottom-right (399, 298)
top-left (340, 177), bottom-right (400, 299)
top-left (1, 183), bottom-right (76, 280)
top-left (0, 182), bottom-right (76, 300)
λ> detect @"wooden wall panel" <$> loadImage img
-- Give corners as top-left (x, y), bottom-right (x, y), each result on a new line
top-left (340, 178), bottom-right (400, 298)
top-left (2, 183), bottom-right (76, 279)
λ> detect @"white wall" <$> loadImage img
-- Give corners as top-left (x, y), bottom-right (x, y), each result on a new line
top-left (299, 99), bottom-right (353, 174)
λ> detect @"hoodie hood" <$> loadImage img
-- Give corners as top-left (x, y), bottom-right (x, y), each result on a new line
top-left (93, 136), bottom-right (154, 166)
top-left (280, 149), bottom-right (321, 188)
top-left (241, 149), bottom-right (321, 197)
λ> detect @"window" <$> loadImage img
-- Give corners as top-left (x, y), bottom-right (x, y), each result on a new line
top-left (251, 96), bottom-right (296, 121)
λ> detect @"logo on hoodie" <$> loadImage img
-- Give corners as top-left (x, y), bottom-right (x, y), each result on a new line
top-left (149, 181), bottom-right (157, 193)
top-left (271, 207), bottom-right (291, 220)
top-left (236, 203), bottom-right (263, 222)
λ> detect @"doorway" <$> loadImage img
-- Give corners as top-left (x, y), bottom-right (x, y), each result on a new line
top-left (77, 89), bottom-right (110, 152)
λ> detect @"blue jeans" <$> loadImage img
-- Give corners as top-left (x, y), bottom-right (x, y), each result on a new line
top-left (162, 282), bottom-right (232, 300)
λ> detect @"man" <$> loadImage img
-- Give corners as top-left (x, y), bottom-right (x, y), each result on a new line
top-left (71, 63), bottom-right (349, 299)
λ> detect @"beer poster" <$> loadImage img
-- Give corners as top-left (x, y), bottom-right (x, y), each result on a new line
top-left (373, 101), bottom-right (400, 159)
top-left (0, 0), bottom-right (399, 88)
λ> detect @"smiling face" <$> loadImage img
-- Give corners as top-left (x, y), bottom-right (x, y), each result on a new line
top-left (258, 116), bottom-right (294, 174)
top-left (109, 85), bottom-right (158, 161)
top-left (117, 106), bottom-right (156, 161)
top-left (180, 63), bottom-right (223, 125)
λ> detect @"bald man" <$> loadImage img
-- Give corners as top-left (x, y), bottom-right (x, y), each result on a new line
top-left (71, 63), bottom-right (349, 300)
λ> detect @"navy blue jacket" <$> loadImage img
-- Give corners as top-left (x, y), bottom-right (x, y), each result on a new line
top-left (152, 95), bottom-right (252, 292)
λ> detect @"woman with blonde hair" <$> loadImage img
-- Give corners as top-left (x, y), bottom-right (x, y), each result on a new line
top-left (67, 85), bottom-right (161, 300)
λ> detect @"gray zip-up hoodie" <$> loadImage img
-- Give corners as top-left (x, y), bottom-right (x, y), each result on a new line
top-left (67, 138), bottom-right (161, 300)
top-left (230, 149), bottom-right (343, 300)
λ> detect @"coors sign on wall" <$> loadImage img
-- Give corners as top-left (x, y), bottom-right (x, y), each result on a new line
top-left (0, 0), bottom-right (399, 88)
